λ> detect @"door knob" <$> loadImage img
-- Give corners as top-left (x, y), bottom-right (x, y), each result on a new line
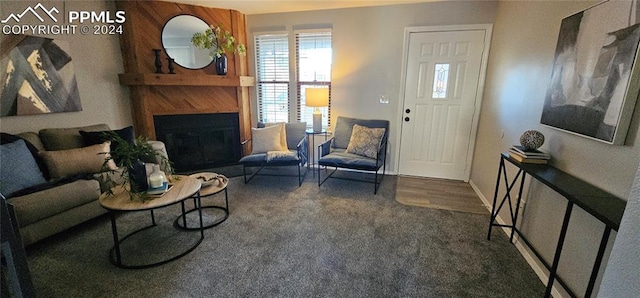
top-left (404, 117), bottom-right (410, 122)
top-left (405, 109), bottom-right (411, 114)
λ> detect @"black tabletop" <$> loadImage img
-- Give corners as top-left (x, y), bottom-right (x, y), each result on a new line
top-left (501, 153), bottom-right (627, 230)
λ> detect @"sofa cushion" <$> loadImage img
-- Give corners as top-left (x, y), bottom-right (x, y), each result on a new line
top-left (39, 124), bottom-right (110, 151)
top-left (80, 126), bottom-right (135, 164)
top-left (39, 142), bottom-right (117, 179)
top-left (0, 139), bottom-right (48, 197)
top-left (8, 179), bottom-right (101, 227)
top-left (345, 124), bottom-right (386, 159)
top-left (251, 124), bottom-right (286, 154)
top-left (80, 125), bottom-right (135, 146)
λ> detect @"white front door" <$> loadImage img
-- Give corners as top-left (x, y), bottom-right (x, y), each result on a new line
top-left (398, 27), bottom-right (489, 181)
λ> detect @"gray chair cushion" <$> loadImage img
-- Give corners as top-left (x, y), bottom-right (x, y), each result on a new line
top-left (332, 117), bottom-right (389, 149)
top-left (239, 150), bottom-right (301, 166)
top-left (318, 149), bottom-right (382, 171)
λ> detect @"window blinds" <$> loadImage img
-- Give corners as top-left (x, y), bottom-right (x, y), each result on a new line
top-left (255, 33), bottom-right (289, 123)
top-left (296, 31), bottom-right (332, 129)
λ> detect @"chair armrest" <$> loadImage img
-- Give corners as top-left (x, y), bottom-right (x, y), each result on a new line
top-left (296, 136), bottom-right (308, 165)
top-left (376, 138), bottom-right (388, 162)
top-left (318, 137), bottom-right (334, 158)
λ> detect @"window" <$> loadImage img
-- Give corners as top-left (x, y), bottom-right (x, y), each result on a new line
top-left (255, 30), bottom-right (332, 129)
top-left (296, 31), bottom-right (332, 128)
top-left (432, 63), bottom-right (450, 99)
top-left (255, 33), bottom-right (289, 123)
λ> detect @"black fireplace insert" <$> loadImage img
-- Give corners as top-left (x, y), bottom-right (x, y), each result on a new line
top-left (154, 113), bottom-right (241, 173)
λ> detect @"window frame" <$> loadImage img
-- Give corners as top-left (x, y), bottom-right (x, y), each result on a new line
top-left (254, 29), bottom-right (332, 129)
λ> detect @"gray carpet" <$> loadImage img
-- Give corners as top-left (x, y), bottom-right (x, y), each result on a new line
top-left (25, 174), bottom-right (545, 297)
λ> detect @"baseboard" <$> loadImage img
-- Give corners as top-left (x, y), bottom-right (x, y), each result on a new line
top-left (468, 180), bottom-right (566, 298)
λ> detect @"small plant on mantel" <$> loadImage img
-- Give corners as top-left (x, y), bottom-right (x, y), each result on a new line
top-left (98, 133), bottom-right (175, 201)
top-left (191, 24), bottom-right (247, 58)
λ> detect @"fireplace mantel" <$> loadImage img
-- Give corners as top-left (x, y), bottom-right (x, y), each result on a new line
top-left (116, 1), bottom-right (252, 155)
top-left (119, 73), bottom-right (255, 87)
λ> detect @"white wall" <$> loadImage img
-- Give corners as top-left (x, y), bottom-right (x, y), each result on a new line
top-left (472, 0), bottom-right (640, 296)
top-left (598, 164), bottom-right (640, 296)
top-left (247, 1), bottom-right (497, 173)
top-left (0, 0), bottom-right (131, 134)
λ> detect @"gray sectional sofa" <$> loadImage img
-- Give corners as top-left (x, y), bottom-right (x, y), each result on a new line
top-left (1, 124), bottom-right (166, 246)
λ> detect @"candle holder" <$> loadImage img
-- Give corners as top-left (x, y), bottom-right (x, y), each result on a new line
top-left (153, 49), bottom-right (163, 73)
top-left (167, 58), bottom-right (175, 74)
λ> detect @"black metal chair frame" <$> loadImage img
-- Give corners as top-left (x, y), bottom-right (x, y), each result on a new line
top-left (241, 137), bottom-right (308, 186)
top-left (317, 138), bottom-right (388, 194)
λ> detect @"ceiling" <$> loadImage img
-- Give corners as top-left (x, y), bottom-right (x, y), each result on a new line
top-left (163, 0), bottom-right (442, 15)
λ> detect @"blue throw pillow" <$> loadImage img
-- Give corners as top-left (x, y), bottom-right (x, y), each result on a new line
top-left (0, 139), bottom-right (47, 197)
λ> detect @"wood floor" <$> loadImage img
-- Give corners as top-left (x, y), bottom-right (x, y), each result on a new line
top-left (395, 176), bottom-right (489, 214)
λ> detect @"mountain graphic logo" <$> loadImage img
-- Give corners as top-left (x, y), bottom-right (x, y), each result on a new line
top-left (1, 3), bottom-right (59, 24)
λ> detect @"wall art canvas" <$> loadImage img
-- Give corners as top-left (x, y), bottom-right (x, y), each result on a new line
top-left (0, 35), bottom-right (81, 116)
top-left (540, 0), bottom-right (640, 145)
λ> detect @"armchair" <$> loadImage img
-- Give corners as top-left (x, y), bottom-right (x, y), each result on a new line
top-left (239, 122), bottom-right (308, 186)
top-left (317, 117), bottom-right (389, 194)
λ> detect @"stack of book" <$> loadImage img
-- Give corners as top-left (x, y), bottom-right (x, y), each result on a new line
top-left (508, 145), bottom-right (550, 164)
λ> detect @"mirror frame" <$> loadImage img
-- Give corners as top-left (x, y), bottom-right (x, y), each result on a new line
top-left (161, 14), bottom-right (213, 70)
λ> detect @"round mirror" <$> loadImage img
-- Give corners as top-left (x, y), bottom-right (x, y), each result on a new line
top-left (161, 15), bottom-right (214, 69)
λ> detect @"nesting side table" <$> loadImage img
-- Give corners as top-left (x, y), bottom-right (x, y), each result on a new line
top-left (175, 173), bottom-right (229, 230)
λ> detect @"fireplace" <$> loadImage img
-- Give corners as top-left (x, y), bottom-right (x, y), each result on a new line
top-left (154, 113), bottom-right (241, 173)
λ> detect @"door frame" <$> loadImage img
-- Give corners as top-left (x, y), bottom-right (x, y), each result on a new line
top-left (395, 24), bottom-right (493, 181)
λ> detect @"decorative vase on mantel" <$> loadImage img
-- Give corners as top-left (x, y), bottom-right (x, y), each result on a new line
top-left (214, 54), bottom-right (228, 75)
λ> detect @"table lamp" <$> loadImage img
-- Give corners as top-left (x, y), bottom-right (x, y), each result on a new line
top-left (306, 88), bottom-right (329, 132)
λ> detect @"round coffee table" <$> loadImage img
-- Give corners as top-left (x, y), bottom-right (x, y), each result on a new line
top-left (175, 173), bottom-right (229, 230)
top-left (99, 175), bottom-right (203, 269)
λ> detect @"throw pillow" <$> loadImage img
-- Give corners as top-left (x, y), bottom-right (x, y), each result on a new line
top-left (259, 123), bottom-right (288, 151)
top-left (39, 142), bottom-right (118, 179)
top-left (1, 132), bottom-right (50, 180)
top-left (251, 125), bottom-right (286, 154)
top-left (0, 139), bottom-right (48, 197)
top-left (80, 126), bottom-right (135, 146)
top-left (80, 126), bottom-right (135, 164)
top-left (345, 124), bottom-right (386, 159)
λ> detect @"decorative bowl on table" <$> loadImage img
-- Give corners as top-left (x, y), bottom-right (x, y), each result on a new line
top-left (189, 172), bottom-right (226, 187)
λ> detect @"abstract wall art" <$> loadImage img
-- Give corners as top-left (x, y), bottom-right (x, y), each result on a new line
top-left (0, 35), bottom-right (81, 116)
top-left (540, 0), bottom-right (640, 145)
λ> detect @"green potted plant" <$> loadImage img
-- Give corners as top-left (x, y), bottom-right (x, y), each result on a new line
top-left (191, 24), bottom-right (246, 75)
top-left (98, 133), bottom-right (174, 201)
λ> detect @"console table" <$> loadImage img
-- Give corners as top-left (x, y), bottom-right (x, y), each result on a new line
top-left (487, 153), bottom-right (626, 298)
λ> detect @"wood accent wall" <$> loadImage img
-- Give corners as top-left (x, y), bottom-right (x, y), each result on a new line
top-left (116, 1), bottom-right (251, 152)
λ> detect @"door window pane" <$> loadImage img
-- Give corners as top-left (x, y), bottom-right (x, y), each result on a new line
top-left (432, 63), bottom-right (450, 98)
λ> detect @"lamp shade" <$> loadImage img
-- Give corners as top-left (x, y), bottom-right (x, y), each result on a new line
top-left (306, 88), bottom-right (329, 107)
